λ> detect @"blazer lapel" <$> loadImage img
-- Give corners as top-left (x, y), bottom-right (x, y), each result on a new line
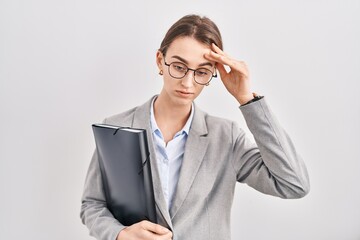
top-left (131, 96), bottom-right (173, 230)
top-left (169, 105), bottom-right (209, 219)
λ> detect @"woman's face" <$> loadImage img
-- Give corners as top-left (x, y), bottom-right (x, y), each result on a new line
top-left (156, 36), bottom-right (215, 107)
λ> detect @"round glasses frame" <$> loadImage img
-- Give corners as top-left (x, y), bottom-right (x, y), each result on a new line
top-left (164, 60), bottom-right (217, 86)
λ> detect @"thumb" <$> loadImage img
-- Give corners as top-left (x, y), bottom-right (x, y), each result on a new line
top-left (142, 221), bottom-right (170, 234)
top-left (215, 63), bottom-right (228, 81)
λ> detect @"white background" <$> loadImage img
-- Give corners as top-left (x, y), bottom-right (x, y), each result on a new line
top-left (1, 0), bottom-right (359, 239)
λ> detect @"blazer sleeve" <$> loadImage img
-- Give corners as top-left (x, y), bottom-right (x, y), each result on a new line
top-left (80, 146), bottom-right (125, 239)
top-left (232, 97), bottom-right (310, 199)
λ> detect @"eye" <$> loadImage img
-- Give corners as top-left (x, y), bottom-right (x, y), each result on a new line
top-left (195, 69), bottom-right (210, 77)
top-left (172, 63), bottom-right (187, 72)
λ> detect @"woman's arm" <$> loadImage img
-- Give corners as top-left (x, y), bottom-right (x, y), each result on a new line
top-left (80, 150), bottom-right (126, 240)
top-left (81, 139), bottom-right (172, 240)
top-left (232, 98), bottom-right (310, 198)
top-left (205, 43), bottom-right (309, 198)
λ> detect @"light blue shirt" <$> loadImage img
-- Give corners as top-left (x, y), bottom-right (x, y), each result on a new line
top-left (150, 99), bottom-right (194, 210)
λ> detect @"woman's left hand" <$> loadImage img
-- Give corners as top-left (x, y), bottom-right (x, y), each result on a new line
top-left (204, 43), bottom-right (254, 105)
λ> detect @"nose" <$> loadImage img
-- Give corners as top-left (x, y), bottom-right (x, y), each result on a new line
top-left (181, 70), bottom-right (195, 88)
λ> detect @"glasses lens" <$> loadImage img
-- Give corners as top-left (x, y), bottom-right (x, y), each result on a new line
top-left (194, 68), bottom-right (213, 85)
top-left (169, 62), bottom-right (188, 78)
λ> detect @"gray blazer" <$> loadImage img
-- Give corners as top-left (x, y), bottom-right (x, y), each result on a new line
top-left (80, 96), bottom-right (310, 240)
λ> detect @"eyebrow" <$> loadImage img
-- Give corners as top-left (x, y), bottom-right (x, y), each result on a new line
top-left (171, 55), bottom-right (214, 68)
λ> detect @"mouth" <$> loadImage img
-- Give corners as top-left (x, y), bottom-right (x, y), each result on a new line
top-left (176, 90), bottom-right (194, 96)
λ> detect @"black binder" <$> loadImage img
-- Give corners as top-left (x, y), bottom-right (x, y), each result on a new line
top-left (92, 123), bottom-right (157, 226)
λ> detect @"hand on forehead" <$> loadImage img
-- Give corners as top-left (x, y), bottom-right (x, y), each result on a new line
top-left (165, 37), bottom-right (215, 68)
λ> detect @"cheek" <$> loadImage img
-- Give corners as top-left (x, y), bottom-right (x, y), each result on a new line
top-left (194, 85), bottom-right (205, 96)
top-left (162, 69), bottom-right (173, 82)
top-left (163, 75), bottom-right (176, 88)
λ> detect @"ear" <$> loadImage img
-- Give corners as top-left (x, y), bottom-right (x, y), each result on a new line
top-left (156, 50), bottom-right (164, 70)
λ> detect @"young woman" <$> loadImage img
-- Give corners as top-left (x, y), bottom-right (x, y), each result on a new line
top-left (81, 14), bottom-right (310, 240)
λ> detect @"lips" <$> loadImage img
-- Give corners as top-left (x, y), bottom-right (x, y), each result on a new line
top-left (176, 90), bottom-right (193, 95)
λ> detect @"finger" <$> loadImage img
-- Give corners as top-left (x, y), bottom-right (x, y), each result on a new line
top-left (211, 43), bottom-right (228, 57)
top-left (140, 220), bottom-right (170, 235)
top-left (215, 62), bottom-right (228, 77)
top-left (211, 43), bottom-right (249, 71)
top-left (211, 43), bottom-right (234, 63)
top-left (204, 50), bottom-right (225, 63)
top-left (141, 229), bottom-right (173, 240)
top-left (162, 231), bottom-right (173, 240)
top-left (206, 50), bottom-right (237, 69)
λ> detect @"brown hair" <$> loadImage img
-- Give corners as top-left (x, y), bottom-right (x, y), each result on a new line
top-left (159, 14), bottom-right (223, 56)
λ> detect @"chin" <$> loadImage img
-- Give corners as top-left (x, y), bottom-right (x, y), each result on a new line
top-left (171, 95), bottom-right (194, 106)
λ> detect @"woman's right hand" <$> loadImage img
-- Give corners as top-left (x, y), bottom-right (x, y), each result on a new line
top-left (117, 220), bottom-right (173, 240)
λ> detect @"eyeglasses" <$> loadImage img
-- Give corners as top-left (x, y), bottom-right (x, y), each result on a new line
top-left (164, 60), bottom-right (217, 86)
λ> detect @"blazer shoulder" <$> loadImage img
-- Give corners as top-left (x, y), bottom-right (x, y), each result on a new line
top-left (201, 111), bottom-right (244, 142)
top-left (200, 110), bottom-right (246, 144)
top-left (100, 95), bottom-right (155, 128)
top-left (205, 112), bottom-right (237, 131)
top-left (103, 106), bottom-right (138, 126)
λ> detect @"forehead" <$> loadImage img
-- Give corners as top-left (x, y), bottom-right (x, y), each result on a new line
top-left (166, 37), bottom-right (211, 64)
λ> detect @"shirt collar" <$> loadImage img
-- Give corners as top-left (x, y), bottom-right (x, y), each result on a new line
top-left (150, 97), bottom-right (194, 136)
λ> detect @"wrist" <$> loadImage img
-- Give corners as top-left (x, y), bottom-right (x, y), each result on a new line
top-left (236, 92), bottom-right (254, 105)
top-left (241, 93), bottom-right (263, 106)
